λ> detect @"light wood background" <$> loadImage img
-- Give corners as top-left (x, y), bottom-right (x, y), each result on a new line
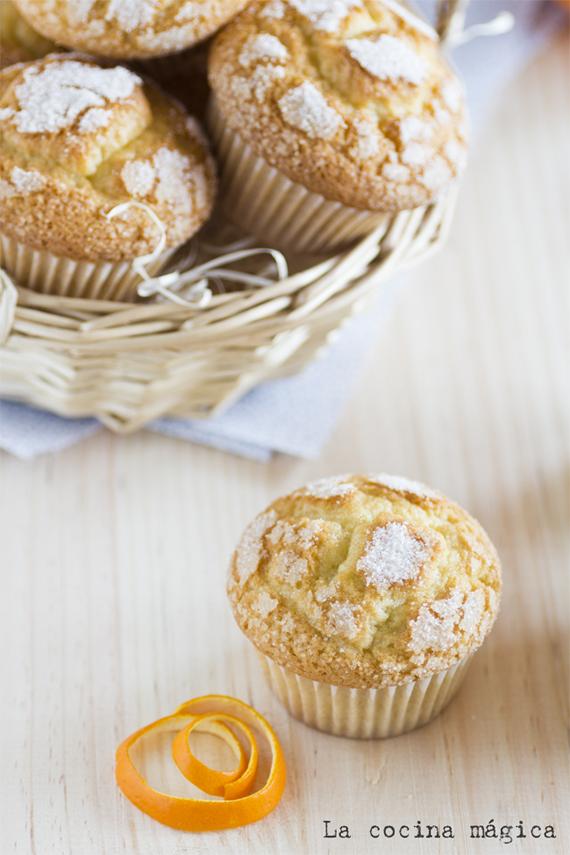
top-left (1, 32), bottom-right (569, 855)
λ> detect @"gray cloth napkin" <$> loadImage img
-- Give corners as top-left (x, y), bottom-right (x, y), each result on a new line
top-left (0, 1), bottom-right (564, 460)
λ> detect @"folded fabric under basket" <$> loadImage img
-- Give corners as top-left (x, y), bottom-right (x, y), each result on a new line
top-left (0, 279), bottom-right (398, 460)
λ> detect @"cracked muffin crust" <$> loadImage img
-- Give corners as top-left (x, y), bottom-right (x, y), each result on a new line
top-left (0, 55), bottom-right (216, 261)
top-left (12, 0), bottom-right (250, 59)
top-left (228, 474), bottom-right (501, 689)
top-left (209, 0), bottom-right (468, 211)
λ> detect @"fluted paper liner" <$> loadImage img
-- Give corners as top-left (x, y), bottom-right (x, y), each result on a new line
top-left (260, 653), bottom-right (472, 739)
top-left (0, 232), bottom-right (169, 301)
top-left (208, 97), bottom-right (392, 255)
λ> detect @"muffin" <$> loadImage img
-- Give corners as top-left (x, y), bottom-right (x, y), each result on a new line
top-left (0, 55), bottom-right (216, 300)
top-left (0, 0), bottom-right (56, 69)
top-left (12, 0), bottom-right (251, 58)
top-left (228, 474), bottom-right (501, 738)
top-left (208, 0), bottom-right (468, 254)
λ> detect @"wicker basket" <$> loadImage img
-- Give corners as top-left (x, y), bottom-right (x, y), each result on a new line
top-left (0, 0), bottom-right (467, 433)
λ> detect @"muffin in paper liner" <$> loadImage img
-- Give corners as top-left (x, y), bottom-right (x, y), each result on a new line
top-left (208, 97), bottom-right (392, 254)
top-left (0, 232), bottom-right (174, 302)
top-left (0, 55), bottom-right (216, 301)
top-left (259, 652), bottom-right (472, 739)
top-left (208, 0), bottom-right (468, 255)
top-left (227, 474), bottom-right (501, 740)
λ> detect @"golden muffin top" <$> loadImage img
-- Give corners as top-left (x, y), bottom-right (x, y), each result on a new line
top-left (209, 0), bottom-right (468, 212)
top-left (228, 474), bottom-right (501, 689)
top-left (12, 0), bottom-right (250, 58)
top-left (0, 55), bottom-right (216, 261)
top-left (0, 1), bottom-right (56, 69)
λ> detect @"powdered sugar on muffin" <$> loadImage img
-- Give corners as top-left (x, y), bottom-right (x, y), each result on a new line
top-left (357, 521), bottom-right (431, 590)
top-left (228, 474), bottom-right (501, 688)
top-left (209, 0), bottom-right (468, 212)
top-left (0, 54), bottom-right (216, 261)
top-left (13, 0), bottom-right (251, 58)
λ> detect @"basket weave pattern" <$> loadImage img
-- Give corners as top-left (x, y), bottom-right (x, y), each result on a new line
top-left (0, 1), bottom-right (463, 433)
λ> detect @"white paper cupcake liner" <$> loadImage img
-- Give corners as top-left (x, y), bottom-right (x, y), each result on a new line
top-left (259, 654), bottom-right (472, 739)
top-left (0, 232), bottom-right (170, 302)
top-left (207, 97), bottom-right (391, 255)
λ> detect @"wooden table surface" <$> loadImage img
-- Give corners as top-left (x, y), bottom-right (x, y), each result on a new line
top-left (2, 33), bottom-right (569, 855)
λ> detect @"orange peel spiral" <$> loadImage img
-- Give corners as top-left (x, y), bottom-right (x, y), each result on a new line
top-left (115, 694), bottom-right (286, 832)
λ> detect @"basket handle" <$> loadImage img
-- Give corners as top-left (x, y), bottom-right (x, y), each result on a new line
top-left (436, 0), bottom-right (469, 42)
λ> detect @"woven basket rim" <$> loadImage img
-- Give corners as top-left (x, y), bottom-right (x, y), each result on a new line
top-left (0, 188), bottom-right (458, 341)
top-left (0, 184), bottom-right (458, 436)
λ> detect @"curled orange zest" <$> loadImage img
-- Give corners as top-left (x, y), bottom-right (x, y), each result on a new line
top-left (115, 694), bottom-right (286, 832)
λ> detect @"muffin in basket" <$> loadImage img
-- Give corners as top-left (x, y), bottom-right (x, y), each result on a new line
top-left (228, 474), bottom-right (501, 739)
top-left (209, 0), bottom-right (468, 254)
top-left (0, 54), bottom-right (216, 300)
top-left (12, 0), bottom-right (251, 58)
top-left (0, 0), bottom-right (56, 69)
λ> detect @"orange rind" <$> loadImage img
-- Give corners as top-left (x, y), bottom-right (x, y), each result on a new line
top-left (115, 694), bottom-right (286, 832)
